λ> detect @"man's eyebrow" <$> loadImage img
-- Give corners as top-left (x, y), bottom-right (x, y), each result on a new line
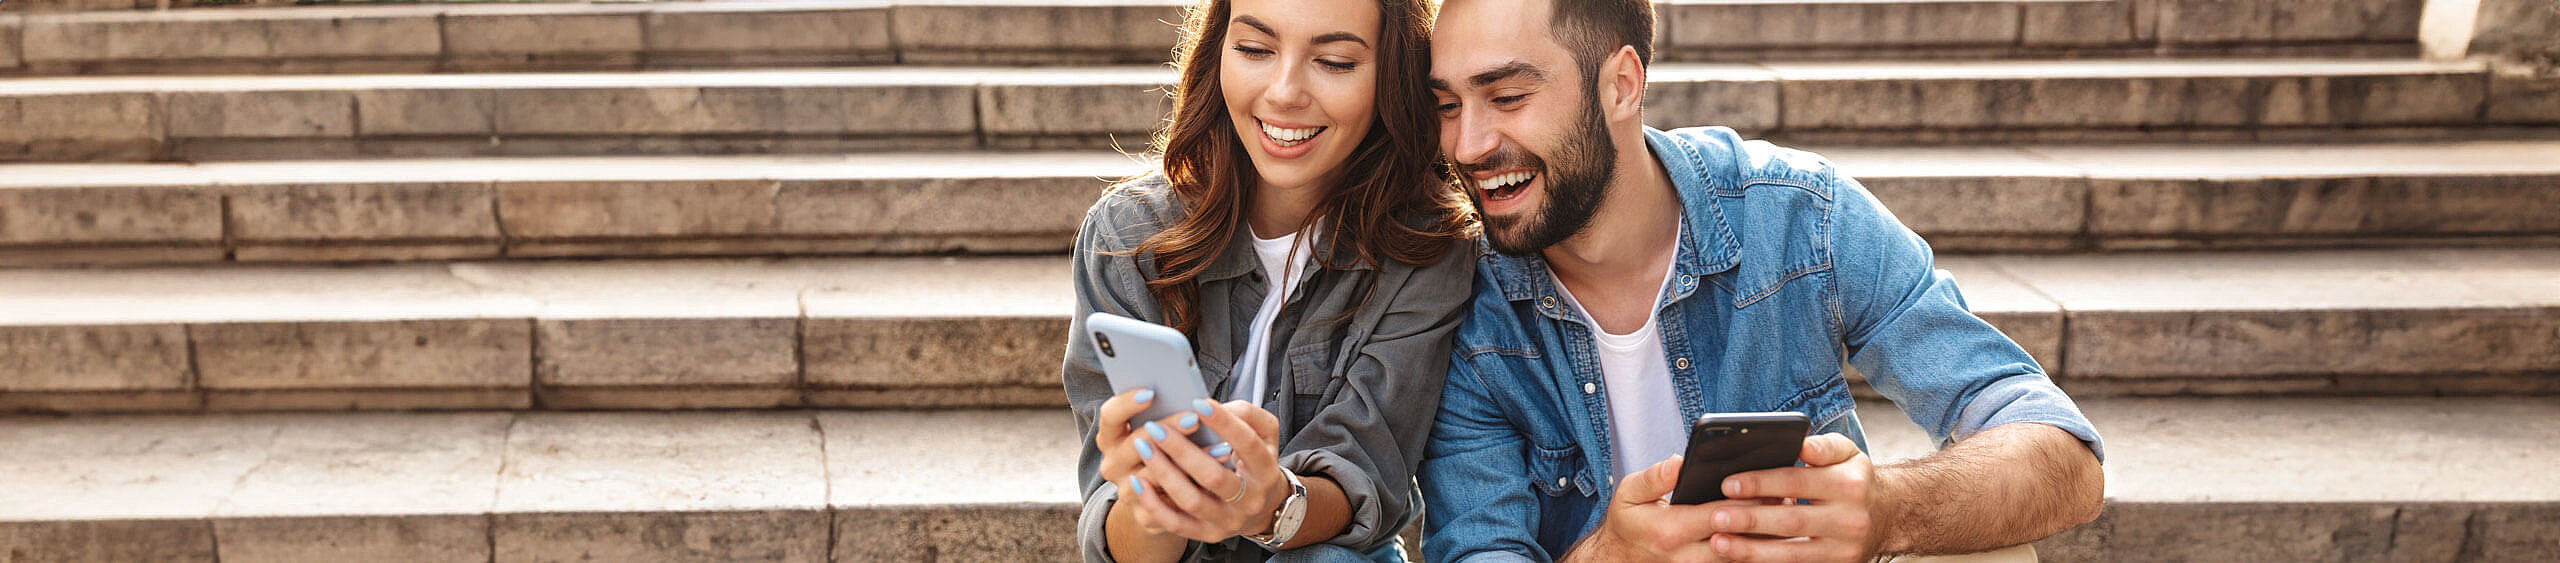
top-left (1430, 62), bottom-right (1543, 92)
top-left (1312, 32), bottom-right (1369, 48)
top-left (1470, 62), bottom-right (1544, 88)
top-left (1232, 15), bottom-right (1275, 37)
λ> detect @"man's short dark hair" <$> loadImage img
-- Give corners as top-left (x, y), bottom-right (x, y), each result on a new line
top-left (1548, 0), bottom-right (1655, 80)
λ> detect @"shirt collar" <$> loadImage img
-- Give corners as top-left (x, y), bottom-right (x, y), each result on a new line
top-left (1201, 220), bottom-right (1370, 283)
top-left (1481, 126), bottom-right (1739, 303)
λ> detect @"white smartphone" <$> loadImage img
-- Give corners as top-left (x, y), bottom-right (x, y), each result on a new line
top-left (1086, 312), bottom-right (1226, 448)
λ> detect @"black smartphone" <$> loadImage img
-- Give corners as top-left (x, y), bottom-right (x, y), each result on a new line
top-left (1669, 412), bottom-right (1810, 505)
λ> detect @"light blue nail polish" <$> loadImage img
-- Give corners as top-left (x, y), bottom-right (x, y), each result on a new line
top-left (1133, 388), bottom-right (1155, 403)
top-left (1135, 439), bottom-right (1154, 460)
top-left (1194, 399), bottom-right (1216, 416)
top-left (1209, 443), bottom-right (1232, 457)
top-left (1177, 413), bottom-right (1199, 430)
top-left (1145, 421), bottom-right (1167, 440)
top-left (1130, 476), bottom-right (1146, 495)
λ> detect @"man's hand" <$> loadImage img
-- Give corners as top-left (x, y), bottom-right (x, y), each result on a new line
top-left (1705, 433), bottom-right (1885, 562)
top-left (1561, 456), bottom-right (1730, 563)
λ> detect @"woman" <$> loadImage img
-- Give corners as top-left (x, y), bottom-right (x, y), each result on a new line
top-left (1063, 0), bottom-right (1476, 561)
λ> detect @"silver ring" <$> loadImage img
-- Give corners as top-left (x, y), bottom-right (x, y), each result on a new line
top-left (1223, 467), bottom-right (1250, 504)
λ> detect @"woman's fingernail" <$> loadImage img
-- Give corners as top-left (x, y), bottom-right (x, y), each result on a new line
top-left (1130, 476), bottom-right (1146, 495)
top-left (1144, 421), bottom-right (1167, 440)
top-left (1209, 443), bottom-right (1232, 457)
top-left (1134, 439), bottom-right (1154, 460)
top-left (1133, 388), bottom-right (1155, 403)
top-left (1177, 413), bottom-right (1199, 430)
top-left (1194, 399), bottom-right (1216, 416)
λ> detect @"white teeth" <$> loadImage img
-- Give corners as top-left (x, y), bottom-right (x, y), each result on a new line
top-left (1481, 171), bottom-right (1535, 201)
top-left (1259, 121), bottom-right (1323, 146)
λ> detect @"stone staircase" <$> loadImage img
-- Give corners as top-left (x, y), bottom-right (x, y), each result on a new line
top-left (1, 0), bottom-right (2555, 561)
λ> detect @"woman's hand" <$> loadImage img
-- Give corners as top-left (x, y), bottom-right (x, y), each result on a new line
top-left (1126, 399), bottom-right (1287, 543)
top-left (1097, 388), bottom-right (1189, 537)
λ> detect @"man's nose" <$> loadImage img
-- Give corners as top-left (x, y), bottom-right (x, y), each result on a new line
top-left (1448, 105), bottom-right (1500, 167)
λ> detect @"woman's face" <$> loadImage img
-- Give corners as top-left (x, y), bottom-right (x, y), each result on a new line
top-left (1220, 0), bottom-right (1381, 195)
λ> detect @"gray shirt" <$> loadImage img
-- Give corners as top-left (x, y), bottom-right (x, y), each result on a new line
top-left (1066, 175), bottom-right (1477, 562)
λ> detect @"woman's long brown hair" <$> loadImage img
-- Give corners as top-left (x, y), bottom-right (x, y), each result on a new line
top-left (1126, 0), bottom-right (1476, 337)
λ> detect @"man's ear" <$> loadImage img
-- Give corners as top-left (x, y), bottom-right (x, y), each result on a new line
top-left (1597, 45), bottom-right (1646, 124)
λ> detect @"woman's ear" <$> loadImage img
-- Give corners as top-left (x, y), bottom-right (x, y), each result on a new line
top-left (1598, 45), bottom-right (1647, 124)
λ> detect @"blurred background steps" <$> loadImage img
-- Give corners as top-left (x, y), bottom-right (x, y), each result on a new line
top-left (2, 398), bottom-right (2552, 561)
top-left (4, 58), bottom-right (2549, 162)
top-left (3, 248), bottom-right (2553, 414)
top-left (0, 0), bottom-right (2439, 75)
top-left (2, 140), bottom-right (2556, 266)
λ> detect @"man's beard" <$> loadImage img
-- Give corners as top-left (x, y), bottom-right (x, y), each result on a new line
top-left (1467, 94), bottom-right (1617, 257)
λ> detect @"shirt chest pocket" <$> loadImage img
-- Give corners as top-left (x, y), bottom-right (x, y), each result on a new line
top-left (1528, 442), bottom-right (1593, 498)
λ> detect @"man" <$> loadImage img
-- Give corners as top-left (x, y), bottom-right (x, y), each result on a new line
top-left (1417, 0), bottom-right (2107, 561)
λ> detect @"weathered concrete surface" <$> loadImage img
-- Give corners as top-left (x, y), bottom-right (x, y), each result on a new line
top-left (535, 317), bottom-right (799, 408)
top-left (192, 319), bottom-right (533, 392)
top-left (0, 324), bottom-right (189, 393)
top-left (2155, 0), bottom-right (2423, 45)
top-left (493, 412), bottom-right (827, 561)
top-left (2467, 0), bottom-right (2560, 68)
top-left (1765, 59), bottom-right (2489, 131)
top-left (1986, 248), bottom-right (2560, 381)
top-left (889, 0), bottom-right (1181, 64)
top-left (1859, 396), bottom-right (2560, 561)
top-left (17, 7), bottom-right (441, 68)
top-left (642, 1), bottom-right (891, 64)
top-left (0, 184), bottom-right (221, 262)
top-left (227, 182), bottom-right (502, 257)
top-left (819, 409), bottom-right (1081, 560)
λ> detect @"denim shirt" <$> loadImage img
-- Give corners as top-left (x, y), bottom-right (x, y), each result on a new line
top-left (1418, 126), bottom-right (2105, 563)
top-left (1067, 174), bottom-right (1478, 562)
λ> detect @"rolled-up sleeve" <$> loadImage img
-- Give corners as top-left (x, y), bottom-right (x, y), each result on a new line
top-left (1827, 174), bottom-right (2105, 461)
top-left (1067, 194), bottom-right (1174, 563)
top-left (1276, 238), bottom-right (1475, 550)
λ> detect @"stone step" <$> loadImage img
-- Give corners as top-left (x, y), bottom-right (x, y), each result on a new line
top-left (2, 248), bottom-right (2554, 413)
top-left (0, 0), bottom-right (2435, 76)
top-left (1856, 397), bottom-right (2560, 561)
top-left (0, 408), bottom-right (1084, 561)
top-left (3, 141), bottom-right (2556, 266)
top-left (4, 58), bottom-right (2549, 162)
top-left (3, 398), bottom-right (2554, 561)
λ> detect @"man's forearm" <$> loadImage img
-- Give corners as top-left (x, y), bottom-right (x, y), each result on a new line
top-left (1873, 422), bottom-right (2104, 555)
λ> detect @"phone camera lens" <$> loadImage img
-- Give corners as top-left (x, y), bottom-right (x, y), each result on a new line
top-left (1094, 332), bottom-right (1115, 357)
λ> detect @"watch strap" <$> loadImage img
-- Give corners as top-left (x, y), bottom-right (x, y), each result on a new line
top-left (1244, 468), bottom-right (1308, 549)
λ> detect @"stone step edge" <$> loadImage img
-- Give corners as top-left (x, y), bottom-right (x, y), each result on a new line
top-left (5, 399), bottom-right (2557, 561)
top-left (5, 139), bottom-right (2558, 266)
top-left (2, 248), bottom-right (2557, 412)
top-left (0, 0), bottom-right (2438, 75)
top-left (4, 58), bottom-right (2544, 166)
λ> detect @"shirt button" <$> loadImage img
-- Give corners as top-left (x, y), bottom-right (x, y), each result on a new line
top-left (1675, 357), bottom-right (1691, 370)
top-left (1582, 382), bottom-right (1596, 394)
top-left (1541, 296), bottom-right (1557, 309)
top-left (1558, 477), bottom-right (1570, 488)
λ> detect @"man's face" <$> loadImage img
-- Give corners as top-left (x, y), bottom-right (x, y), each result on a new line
top-left (1430, 0), bottom-right (1618, 257)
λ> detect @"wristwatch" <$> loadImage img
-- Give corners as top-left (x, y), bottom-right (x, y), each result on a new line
top-left (1243, 467), bottom-right (1308, 549)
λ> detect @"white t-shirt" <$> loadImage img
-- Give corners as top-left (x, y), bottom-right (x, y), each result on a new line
top-left (1229, 227), bottom-right (1313, 405)
top-left (1551, 254), bottom-right (1686, 479)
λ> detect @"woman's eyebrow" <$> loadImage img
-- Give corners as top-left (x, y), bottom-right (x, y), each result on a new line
top-left (1311, 32), bottom-right (1370, 48)
top-left (1231, 15), bottom-right (1276, 37)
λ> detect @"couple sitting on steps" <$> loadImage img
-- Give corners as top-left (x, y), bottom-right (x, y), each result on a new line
top-left (1061, 1), bottom-right (2108, 562)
